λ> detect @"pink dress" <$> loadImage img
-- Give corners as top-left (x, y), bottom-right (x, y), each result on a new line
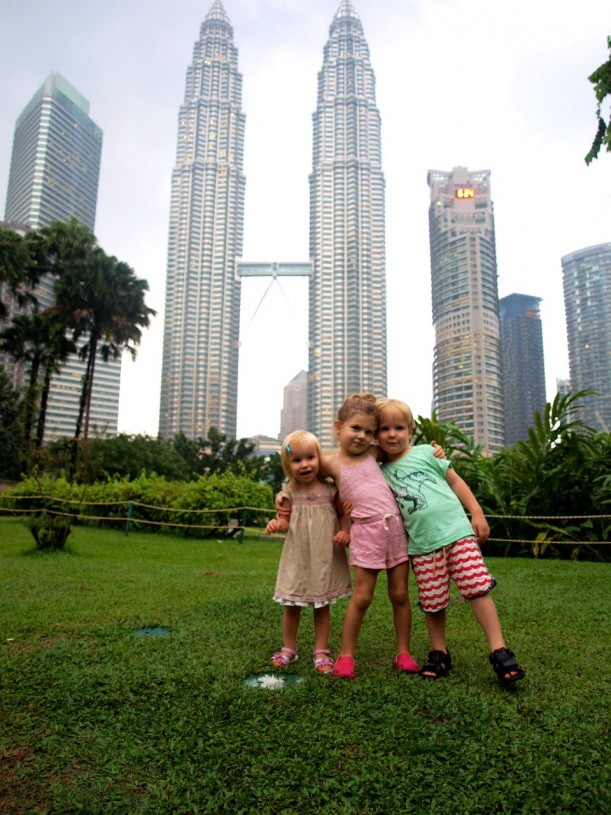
top-left (273, 482), bottom-right (352, 607)
top-left (340, 455), bottom-right (408, 570)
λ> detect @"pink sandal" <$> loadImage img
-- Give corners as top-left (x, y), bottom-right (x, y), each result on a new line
top-left (332, 655), bottom-right (356, 679)
top-left (394, 652), bottom-right (420, 673)
top-left (271, 647), bottom-right (298, 667)
top-left (313, 649), bottom-right (334, 674)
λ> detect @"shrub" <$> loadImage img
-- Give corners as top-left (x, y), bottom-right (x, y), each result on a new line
top-left (25, 512), bottom-right (71, 550)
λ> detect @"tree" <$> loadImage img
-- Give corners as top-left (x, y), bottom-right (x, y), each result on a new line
top-left (0, 365), bottom-right (24, 479)
top-left (52, 247), bottom-right (155, 476)
top-left (0, 309), bottom-right (75, 455)
top-left (0, 228), bottom-right (38, 320)
top-left (585, 36), bottom-right (611, 164)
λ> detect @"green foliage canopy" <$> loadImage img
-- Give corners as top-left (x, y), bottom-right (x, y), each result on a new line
top-left (585, 35), bottom-right (611, 164)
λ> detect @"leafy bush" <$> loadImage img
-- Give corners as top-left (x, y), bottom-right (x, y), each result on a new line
top-left (25, 512), bottom-right (71, 550)
top-left (2, 471), bottom-right (274, 537)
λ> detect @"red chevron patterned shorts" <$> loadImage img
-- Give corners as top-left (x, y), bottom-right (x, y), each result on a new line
top-left (411, 536), bottom-right (496, 613)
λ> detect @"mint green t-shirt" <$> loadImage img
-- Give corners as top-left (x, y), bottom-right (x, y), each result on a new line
top-left (380, 445), bottom-right (474, 556)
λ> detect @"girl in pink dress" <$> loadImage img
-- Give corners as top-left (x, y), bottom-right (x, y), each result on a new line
top-left (265, 430), bottom-right (352, 674)
top-left (320, 393), bottom-right (420, 679)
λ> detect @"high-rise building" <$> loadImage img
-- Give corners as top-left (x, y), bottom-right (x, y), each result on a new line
top-left (427, 167), bottom-right (504, 453)
top-left (2, 72), bottom-right (119, 440)
top-left (561, 242), bottom-right (611, 432)
top-left (159, 0), bottom-right (245, 440)
top-left (499, 293), bottom-right (546, 445)
top-left (279, 370), bottom-right (308, 441)
top-left (308, 0), bottom-right (387, 447)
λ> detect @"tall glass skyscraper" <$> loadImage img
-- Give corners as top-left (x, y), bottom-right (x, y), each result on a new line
top-left (561, 243), bottom-right (611, 432)
top-left (427, 167), bottom-right (504, 453)
top-left (159, 0), bottom-right (245, 440)
top-left (308, 0), bottom-right (387, 447)
top-left (499, 293), bottom-right (546, 445)
top-left (2, 72), bottom-right (119, 441)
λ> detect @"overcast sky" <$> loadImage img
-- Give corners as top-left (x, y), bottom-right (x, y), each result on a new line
top-left (1, 0), bottom-right (609, 440)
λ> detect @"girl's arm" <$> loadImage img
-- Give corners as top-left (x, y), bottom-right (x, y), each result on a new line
top-left (445, 469), bottom-right (490, 543)
top-left (266, 496), bottom-right (291, 535)
top-left (332, 491), bottom-right (350, 546)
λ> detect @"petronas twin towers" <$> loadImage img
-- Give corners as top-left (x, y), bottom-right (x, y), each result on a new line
top-left (159, 0), bottom-right (387, 447)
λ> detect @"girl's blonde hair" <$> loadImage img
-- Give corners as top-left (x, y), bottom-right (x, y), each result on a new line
top-left (376, 397), bottom-right (415, 429)
top-left (280, 429), bottom-right (323, 488)
top-left (335, 392), bottom-right (378, 426)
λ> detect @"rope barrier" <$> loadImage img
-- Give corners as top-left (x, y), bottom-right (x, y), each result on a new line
top-left (1, 495), bottom-right (609, 545)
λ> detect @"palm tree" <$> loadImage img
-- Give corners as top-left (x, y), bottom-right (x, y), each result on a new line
top-left (53, 247), bottom-right (155, 477)
top-left (0, 308), bottom-right (76, 456)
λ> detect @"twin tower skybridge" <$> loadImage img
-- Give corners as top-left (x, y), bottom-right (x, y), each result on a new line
top-left (236, 261), bottom-right (312, 279)
top-left (236, 261), bottom-right (312, 319)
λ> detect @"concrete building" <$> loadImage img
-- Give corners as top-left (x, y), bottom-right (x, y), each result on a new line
top-left (427, 166), bottom-right (504, 453)
top-left (561, 243), bottom-right (611, 432)
top-left (279, 370), bottom-right (308, 441)
top-left (308, 0), bottom-right (388, 447)
top-left (158, 0), bottom-right (245, 440)
top-left (2, 72), bottom-right (120, 440)
top-left (499, 293), bottom-right (546, 445)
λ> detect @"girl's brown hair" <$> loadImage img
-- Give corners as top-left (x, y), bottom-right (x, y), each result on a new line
top-left (335, 392), bottom-right (378, 425)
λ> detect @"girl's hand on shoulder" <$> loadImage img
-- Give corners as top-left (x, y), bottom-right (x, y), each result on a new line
top-left (431, 441), bottom-right (446, 459)
top-left (333, 530), bottom-right (350, 546)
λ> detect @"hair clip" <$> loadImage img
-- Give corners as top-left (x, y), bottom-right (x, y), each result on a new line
top-left (285, 443), bottom-right (291, 453)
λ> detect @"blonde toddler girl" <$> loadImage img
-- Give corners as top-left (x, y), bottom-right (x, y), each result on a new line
top-left (265, 430), bottom-right (352, 674)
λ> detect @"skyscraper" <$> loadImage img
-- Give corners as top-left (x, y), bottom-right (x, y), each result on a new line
top-left (308, 0), bottom-right (387, 447)
top-left (5, 73), bottom-right (101, 230)
top-left (427, 167), bottom-right (504, 453)
top-left (561, 243), bottom-right (611, 432)
top-left (2, 72), bottom-right (119, 440)
top-left (279, 369), bottom-right (308, 441)
top-left (159, 0), bottom-right (245, 440)
top-left (499, 293), bottom-right (546, 445)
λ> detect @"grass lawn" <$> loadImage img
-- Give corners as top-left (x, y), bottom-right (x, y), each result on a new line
top-left (1, 517), bottom-right (609, 815)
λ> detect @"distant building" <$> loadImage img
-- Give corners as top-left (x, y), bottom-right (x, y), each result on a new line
top-left (427, 167), bottom-right (504, 453)
top-left (561, 243), bottom-right (611, 432)
top-left (556, 378), bottom-right (570, 397)
top-left (279, 370), bottom-right (308, 441)
top-left (308, 1), bottom-right (387, 447)
top-left (249, 435), bottom-right (282, 458)
top-left (159, 0), bottom-right (245, 440)
top-left (499, 293), bottom-right (546, 444)
top-left (3, 72), bottom-right (120, 440)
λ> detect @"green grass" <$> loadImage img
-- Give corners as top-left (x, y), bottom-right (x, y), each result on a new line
top-left (1, 517), bottom-right (610, 815)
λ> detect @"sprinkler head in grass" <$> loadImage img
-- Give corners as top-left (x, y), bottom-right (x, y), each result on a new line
top-left (244, 673), bottom-right (305, 690)
top-left (133, 627), bottom-right (171, 638)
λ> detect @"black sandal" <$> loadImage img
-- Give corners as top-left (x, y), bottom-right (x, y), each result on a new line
top-left (419, 650), bottom-right (452, 679)
top-left (489, 647), bottom-right (525, 686)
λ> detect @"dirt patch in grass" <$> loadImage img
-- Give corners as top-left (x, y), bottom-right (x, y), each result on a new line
top-left (0, 747), bottom-right (49, 815)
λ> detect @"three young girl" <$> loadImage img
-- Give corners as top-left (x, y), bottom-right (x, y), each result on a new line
top-left (266, 392), bottom-right (524, 686)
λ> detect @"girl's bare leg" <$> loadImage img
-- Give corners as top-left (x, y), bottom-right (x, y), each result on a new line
top-left (280, 605), bottom-right (301, 654)
top-left (338, 567), bottom-right (378, 658)
top-left (424, 609), bottom-right (447, 653)
top-left (313, 604), bottom-right (331, 653)
top-left (468, 594), bottom-right (505, 652)
top-left (386, 560), bottom-right (411, 655)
